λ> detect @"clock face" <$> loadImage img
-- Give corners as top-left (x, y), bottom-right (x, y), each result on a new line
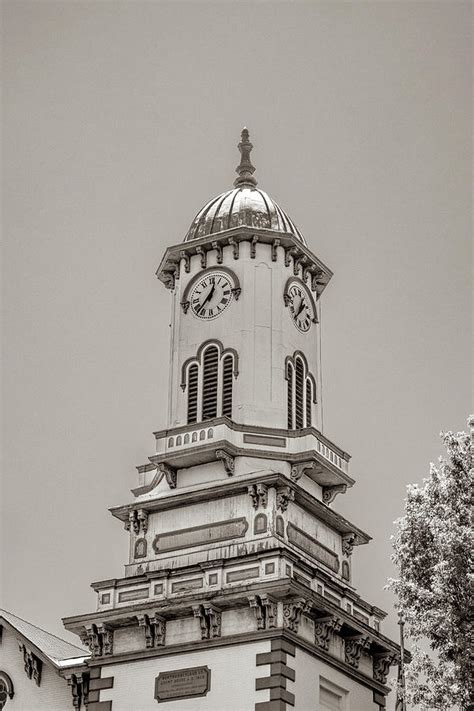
top-left (190, 271), bottom-right (234, 320)
top-left (286, 280), bottom-right (315, 332)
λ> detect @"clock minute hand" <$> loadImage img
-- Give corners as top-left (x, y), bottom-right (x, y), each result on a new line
top-left (296, 299), bottom-right (306, 318)
top-left (198, 283), bottom-right (215, 313)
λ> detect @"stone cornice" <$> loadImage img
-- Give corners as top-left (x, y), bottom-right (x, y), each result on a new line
top-left (90, 545), bottom-right (382, 618)
top-left (64, 582), bottom-right (404, 696)
top-left (67, 579), bottom-right (394, 655)
top-left (110, 470), bottom-right (369, 545)
top-left (145, 440), bottom-right (353, 493)
top-left (155, 227), bottom-right (333, 298)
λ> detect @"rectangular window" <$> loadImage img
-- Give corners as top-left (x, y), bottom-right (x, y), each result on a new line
top-left (319, 678), bottom-right (348, 711)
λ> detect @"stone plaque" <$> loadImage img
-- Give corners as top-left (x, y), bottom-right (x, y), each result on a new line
top-left (155, 666), bottom-right (210, 703)
top-left (287, 522), bottom-right (339, 572)
top-left (153, 518), bottom-right (248, 554)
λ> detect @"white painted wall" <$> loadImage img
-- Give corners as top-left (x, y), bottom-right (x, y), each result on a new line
top-left (0, 626), bottom-right (73, 711)
top-left (100, 640), bottom-right (271, 711)
top-left (291, 646), bottom-right (378, 711)
top-left (168, 242), bottom-right (322, 430)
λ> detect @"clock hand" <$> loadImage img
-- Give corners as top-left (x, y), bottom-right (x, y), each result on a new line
top-left (296, 299), bottom-right (306, 318)
top-left (198, 283), bottom-right (215, 313)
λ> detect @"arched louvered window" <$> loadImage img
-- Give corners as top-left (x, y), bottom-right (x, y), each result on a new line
top-left (287, 362), bottom-right (294, 429)
top-left (306, 379), bottom-right (312, 427)
top-left (295, 357), bottom-right (305, 429)
top-left (187, 363), bottom-right (199, 424)
top-left (202, 345), bottom-right (219, 419)
top-left (222, 355), bottom-right (233, 418)
top-left (183, 341), bottom-right (238, 424)
top-left (286, 352), bottom-right (316, 430)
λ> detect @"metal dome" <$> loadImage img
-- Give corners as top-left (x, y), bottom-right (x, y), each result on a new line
top-left (184, 186), bottom-right (306, 244)
top-left (183, 129), bottom-right (306, 245)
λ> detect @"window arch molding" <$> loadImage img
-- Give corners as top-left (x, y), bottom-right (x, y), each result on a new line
top-left (285, 351), bottom-right (317, 430)
top-left (0, 671), bottom-right (14, 706)
top-left (181, 340), bottom-right (239, 424)
top-left (181, 340), bottom-right (239, 390)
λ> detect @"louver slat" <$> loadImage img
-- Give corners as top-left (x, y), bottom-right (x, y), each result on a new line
top-left (222, 355), bottom-right (233, 418)
top-left (187, 364), bottom-right (199, 424)
top-left (306, 379), bottom-right (312, 427)
top-left (295, 358), bottom-right (304, 429)
top-left (287, 363), bottom-right (294, 429)
top-left (202, 346), bottom-right (219, 420)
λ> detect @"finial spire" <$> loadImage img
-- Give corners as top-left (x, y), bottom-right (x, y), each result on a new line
top-left (234, 127), bottom-right (257, 188)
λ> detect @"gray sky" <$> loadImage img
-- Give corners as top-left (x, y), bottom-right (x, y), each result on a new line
top-left (2, 0), bottom-right (472, 697)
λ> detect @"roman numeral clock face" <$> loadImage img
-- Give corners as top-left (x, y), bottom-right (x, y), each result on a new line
top-left (286, 279), bottom-right (315, 332)
top-left (190, 271), bottom-right (234, 320)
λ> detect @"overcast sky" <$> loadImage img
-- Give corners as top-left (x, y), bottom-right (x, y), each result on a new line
top-left (2, 2), bottom-right (471, 704)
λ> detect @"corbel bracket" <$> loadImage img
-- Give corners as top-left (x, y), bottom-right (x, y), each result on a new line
top-left (20, 644), bottom-right (42, 686)
top-left (137, 612), bottom-right (166, 648)
top-left (248, 594), bottom-right (277, 630)
top-left (250, 235), bottom-right (259, 258)
top-left (311, 269), bottom-right (325, 293)
top-left (125, 509), bottom-right (148, 534)
top-left (216, 449), bottom-right (234, 476)
top-left (271, 238), bottom-right (281, 262)
top-left (192, 603), bottom-right (221, 640)
top-left (66, 672), bottom-right (90, 710)
top-left (196, 246), bottom-right (207, 269)
top-left (162, 271), bottom-right (176, 290)
top-left (212, 241), bottom-right (223, 264)
top-left (157, 462), bottom-right (177, 489)
top-left (322, 484), bottom-right (347, 505)
top-left (342, 532), bottom-right (357, 557)
top-left (228, 236), bottom-right (239, 259)
top-left (293, 254), bottom-right (306, 276)
top-left (373, 653), bottom-right (397, 685)
top-left (276, 485), bottom-right (294, 512)
top-left (179, 250), bottom-right (191, 273)
top-left (284, 246), bottom-right (294, 267)
top-left (283, 597), bottom-right (311, 633)
top-left (290, 460), bottom-right (322, 483)
top-left (344, 635), bottom-right (371, 669)
top-left (248, 483), bottom-right (268, 509)
top-left (314, 615), bottom-right (343, 651)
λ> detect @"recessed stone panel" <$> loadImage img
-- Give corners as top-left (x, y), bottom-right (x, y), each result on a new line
top-left (171, 578), bottom-right (203, 593)
top-left (243, 433), bottom-right (286, 447)
top-left (153, 518), bottom-right (248, 554)
top-left (226, 566), bottom-right (259, 583)
top-left (287, 522), bottom-right (339, 572)
top-left (118, 587), bottom-right (149, 603)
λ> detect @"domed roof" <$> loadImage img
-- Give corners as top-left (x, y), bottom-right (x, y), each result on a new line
top-left (184, 129), bottom-right (306, 245)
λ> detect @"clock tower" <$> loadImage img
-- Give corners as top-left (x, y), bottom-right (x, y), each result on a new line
top-left (63, 130), bottom-right (402, 711)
